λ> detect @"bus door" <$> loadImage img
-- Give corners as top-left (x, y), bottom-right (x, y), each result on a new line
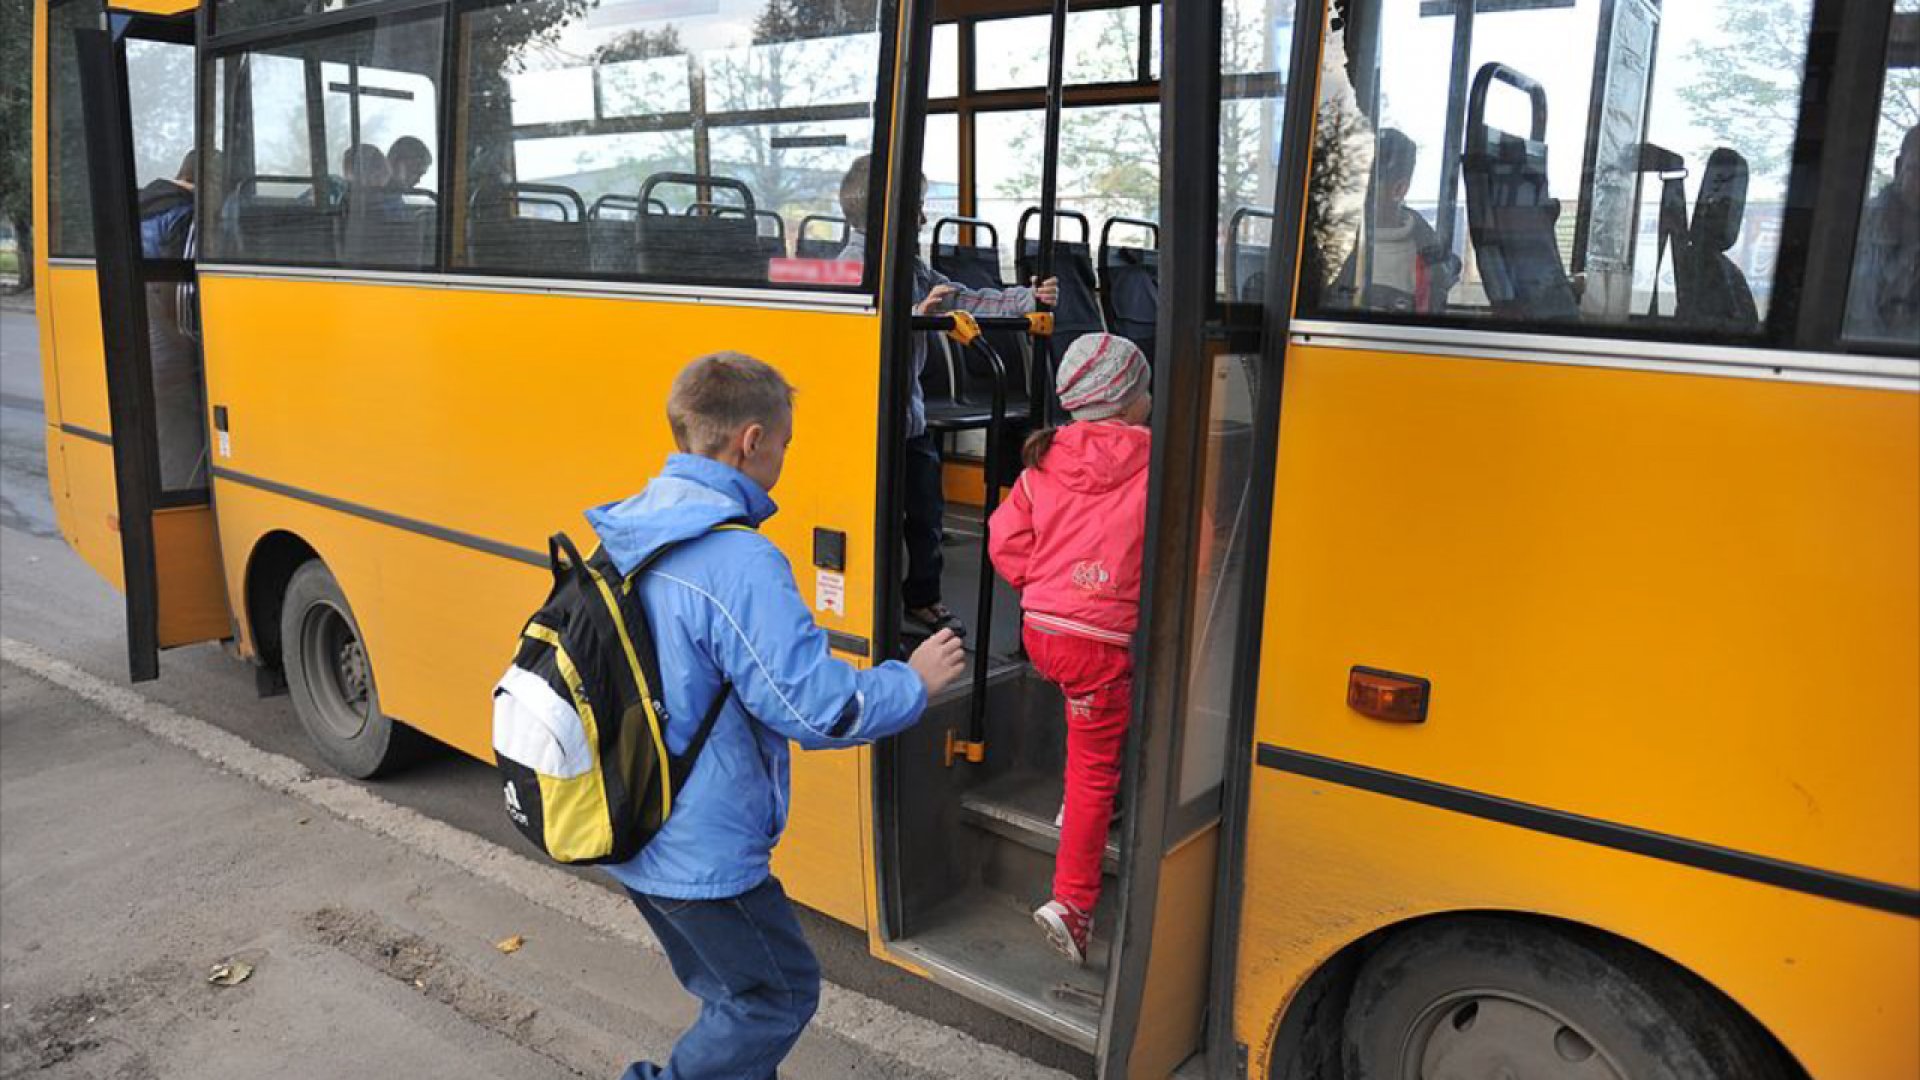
top-left (871, 0), bottom-right (1305, 1074)
top-left (74, 9), bottom-right (230, 682)
top-left (1091, 1), bottom-right (1311, 1075)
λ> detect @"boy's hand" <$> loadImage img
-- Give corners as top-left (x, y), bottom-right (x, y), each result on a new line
top-left (916, 284), bottom-right (958, 315)
top-left (1031, 277), bottom-right (1059, 306)
top-left (909, 629), bottom-right (966, 696)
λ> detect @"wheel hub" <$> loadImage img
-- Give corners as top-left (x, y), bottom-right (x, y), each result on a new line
top-left (336, 639), bottom-right (370, 706)
top-left (1411, 995), bottom-right (1626, 1080)
top-left (302, 603), bottom-right (371, 742)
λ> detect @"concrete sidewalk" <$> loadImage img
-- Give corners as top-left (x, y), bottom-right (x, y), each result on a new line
top-left (0, 646), bottom-right (1076, 1079)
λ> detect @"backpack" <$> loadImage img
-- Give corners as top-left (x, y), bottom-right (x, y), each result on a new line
top-left (491, 525), bottom-right (745, 865)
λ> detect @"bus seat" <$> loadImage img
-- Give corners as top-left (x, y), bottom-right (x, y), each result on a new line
top-left (466, 182), bottom-right (587, 275)
top-left (922, 333), bottom-right (1033, 492)
top-left (1460, 63), bottom-right (1579, 322)
top-left (931, 217), bottom-right (1035, 422)
top-left (228, 178), bottom-right (340, 264)
top-left (752, 209), bottom-right (790, 261)
top-left (636, 173), bottom-right (765, 282)
top-left (342, 198), bottom-right (431, 269)
top-left (1675, 148), bottom-right (1759, 333)
top-left (588, 194), bottom-right (647, 273)
top-left (1227, 206), bottom-right (1273, 304)
top-left (796, 215), bottom-right (849, 260)
top-left (932, 216), bottom-right (1008, 288)
top-left (687, 203), bottom-right (787, 260)
top-left (1017, 208), bottom-right (1105, 413)
top-left (1099, 217), bottom-right (1159, 362)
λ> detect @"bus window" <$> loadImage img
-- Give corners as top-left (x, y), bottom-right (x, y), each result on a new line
top-left (973, 7), bottom-right (1145, 93)
top-left (47, 0), bottom-right (103, 257)
top-left (126, 35), bottom-right (207, 493)
top-left (1217, 0), bottom-right (1291, 306)
top-left (205, 11), bottom-right (443, 271)
top-left (929, 22), bottom-right (959, 101)
top-left (451, 0), bottom-right (888, 288)
top-left (1178, 0), bottom-right (1295, 815)
top-left (975, 105), bottom-right (1160, 285)
top-left (924, 112), bottom-right (961, 236)
top-left (127, 41), bottom-right (195, 196)
top-left (1300, 0), bottom-right (1816, 343)
top-left (1843, 0), bottom-right (1920, 350)
top-left (215, 0), bottom-right (322, 37)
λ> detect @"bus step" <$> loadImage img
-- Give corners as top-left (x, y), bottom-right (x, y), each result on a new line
top-left (960, 770), bottom-right (1121, 875)
top-left (891, 885), bottom-right (1108, 1052)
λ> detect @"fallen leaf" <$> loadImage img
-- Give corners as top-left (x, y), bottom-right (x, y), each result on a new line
top-left (207, 961), bottom-right (254, 987)
top-left (494, 935), bottom-right (526, 955)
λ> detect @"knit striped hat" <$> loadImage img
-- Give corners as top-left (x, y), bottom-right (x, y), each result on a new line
top-left (1056, 333), bottom-right (1149, 420)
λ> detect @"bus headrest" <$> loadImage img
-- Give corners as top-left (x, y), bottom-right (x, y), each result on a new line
top-left (1690, 148), bottom-right (1749, 256)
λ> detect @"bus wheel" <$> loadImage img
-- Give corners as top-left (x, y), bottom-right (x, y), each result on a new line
top-left (280, 559), bottom-right (418, 779)
top-left (1343, 916), bottom-right (1792, 1080)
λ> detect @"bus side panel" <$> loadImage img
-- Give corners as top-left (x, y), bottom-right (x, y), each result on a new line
top-left (1261, 347), bottom-right (1918, 882)
top-left (1235, 772), bottom-right (1918, 1079)
top-left (774, 745), bottom-right (868, 927)
top-left (40, 267), bottom-right (126, 589)
top-left (151, 505), bottom-right (231, 645)
top-left (56, 434), bottom-right (126, 591)
top-left (1237, 346), bottom-right (1919, 1075)
top-left (44, 267), bottom-right (111, 437)
top-left (197, 275), bottom-right (882, 928)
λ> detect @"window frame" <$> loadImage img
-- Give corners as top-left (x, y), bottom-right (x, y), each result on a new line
top-left (438, 0), bottom-right (896, 296)
top-left (1826, 0), bottom-right (1918, 357)
top-left (46, 0), bottom-right (109, 259)
top-left (928, 3), bottom-right (1162, 262)
top-left (198, 0), bottom-right (902, 299)
top-left (199, 0), bottom-right (450, 273)
top-left (1288, 0), bottom-right (1916, 365)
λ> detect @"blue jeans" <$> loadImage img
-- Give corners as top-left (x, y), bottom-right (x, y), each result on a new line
top-left (620, 877), bottom-right (821, 1080)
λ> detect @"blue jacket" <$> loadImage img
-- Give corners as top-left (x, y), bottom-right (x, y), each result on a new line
top-left (587, 454), bottom-right (927, 899)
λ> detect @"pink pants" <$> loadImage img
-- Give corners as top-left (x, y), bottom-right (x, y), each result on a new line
top-left (1023, 624), bottom-right (1132, 916)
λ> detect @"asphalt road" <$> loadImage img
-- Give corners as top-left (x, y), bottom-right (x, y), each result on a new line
top-left (0, 299), bottom-right (1093, 1078)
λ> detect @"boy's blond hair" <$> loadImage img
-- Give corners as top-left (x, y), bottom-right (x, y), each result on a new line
top-left (666, 352), bottom-right (796, 456)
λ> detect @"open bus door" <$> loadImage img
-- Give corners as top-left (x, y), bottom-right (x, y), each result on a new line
top-left (871, 0), bottom-right (1309, 1074)
top-left (1095, 2), bottom-right (1313, 1074)
top-left (74, 9), bottom-right (230, 683)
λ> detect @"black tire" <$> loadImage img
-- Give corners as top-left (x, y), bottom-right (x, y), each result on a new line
top-left (280, 559), bottom-right (421, 779)
top-left (1344, 916), bottom-right (1794, 1080)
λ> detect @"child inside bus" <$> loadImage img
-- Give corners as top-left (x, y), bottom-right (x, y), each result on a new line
top-left (987, 332), bottom-right (1151, 965)
top-left (836, 155), bottom-right (1058, 641)
top-left (1333, 127), bottom-right (1460, 314)
top-left (588, 352), bottom-right (967, 1078)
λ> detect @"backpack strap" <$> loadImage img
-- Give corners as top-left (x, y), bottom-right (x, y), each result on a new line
top-left (669, 681), bottom-right (733, 791)
top-left (548, 532), bottom-right (586, 586)
top-left (628, 518), bottom-right (757, 792)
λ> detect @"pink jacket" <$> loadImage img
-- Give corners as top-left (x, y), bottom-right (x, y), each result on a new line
top-left (988, 421), bottom-right (1151, 646)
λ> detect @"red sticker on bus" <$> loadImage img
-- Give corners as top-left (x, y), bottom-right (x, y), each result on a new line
top-left (768, 258), bottom-right (863, 286)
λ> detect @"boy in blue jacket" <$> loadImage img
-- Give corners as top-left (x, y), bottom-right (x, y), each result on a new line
top-left (588, 351), bottom-right (966, 1080)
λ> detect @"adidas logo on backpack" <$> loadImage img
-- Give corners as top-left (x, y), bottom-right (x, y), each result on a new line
top-left (490, 526), bottom-right (745, 865)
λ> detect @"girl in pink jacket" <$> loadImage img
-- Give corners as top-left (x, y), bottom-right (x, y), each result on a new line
top-left (988, 332), bottom-right (1151, 965)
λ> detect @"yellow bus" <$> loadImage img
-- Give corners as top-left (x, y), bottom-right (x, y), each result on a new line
top-left (34, 0), bottom-right (1919, 1074)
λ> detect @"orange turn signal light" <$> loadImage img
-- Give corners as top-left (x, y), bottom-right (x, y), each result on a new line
top-left (1348, 666), bottom-right (1430, 723)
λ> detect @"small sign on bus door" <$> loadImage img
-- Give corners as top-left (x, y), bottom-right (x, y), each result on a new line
top-left (815, 569), bottom-right (845, 616)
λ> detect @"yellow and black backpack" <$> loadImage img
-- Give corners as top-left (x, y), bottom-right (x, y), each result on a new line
top-left (490, 526), bottom-right (741, 865)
